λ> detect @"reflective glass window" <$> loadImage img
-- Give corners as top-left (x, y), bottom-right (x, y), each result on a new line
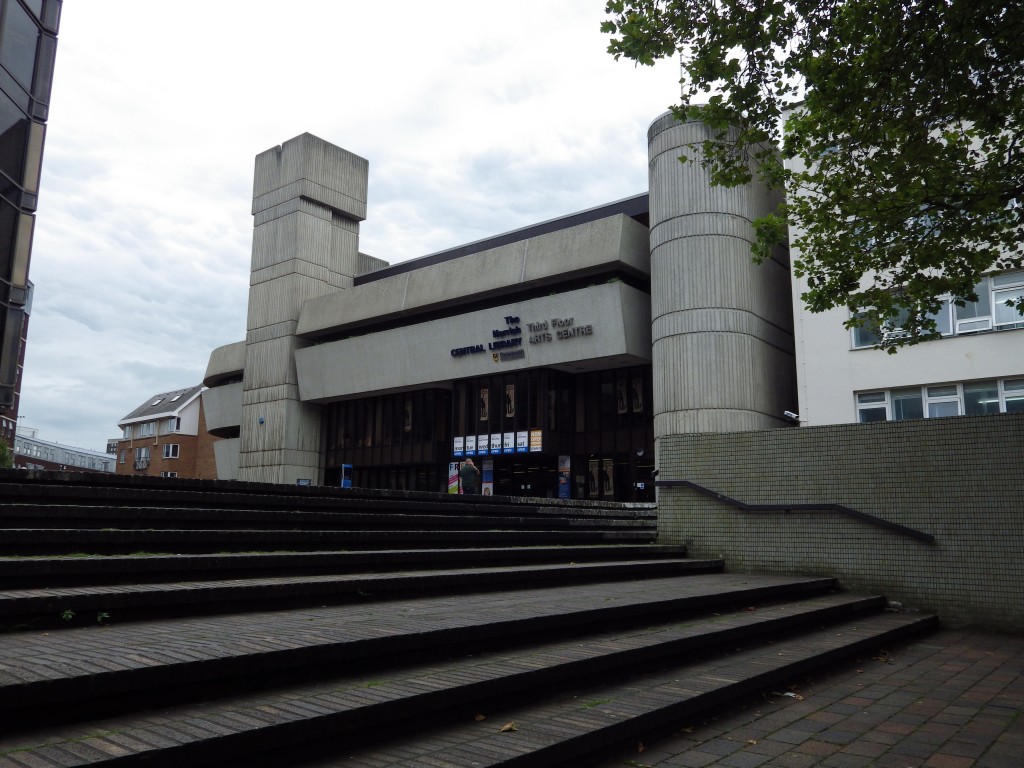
top-left (891, 388), bottom-right (924, 421)
top-left (993, 286), bottom-right (1024, 326)
top-left (963, 381), bottom-right (999, 415)
top-left (928, 400), bottom-right (960, 418)
top-left (0, 87), bottom-right (28, 184)
top-left (1004, 379), bottom-right (1024, 414)
top-left (850, 312), bottom-right (881, 348)
top-left (0, 1), bottom-right (38, 90)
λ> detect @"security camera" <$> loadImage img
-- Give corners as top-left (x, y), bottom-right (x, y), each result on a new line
top-left (783, 411), bottom-right (800, 421)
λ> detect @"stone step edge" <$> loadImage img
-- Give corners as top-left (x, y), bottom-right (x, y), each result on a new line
top-left (0, 545), bottom-right (691, 586)
top-left (0, 577), bottom-right (838, 711)
top-left (0, 558), bottom-right (724, 621)
top-left (0, 594), bottom-right (893, 766)
top-left (0, 503), bottom-right (657, 523)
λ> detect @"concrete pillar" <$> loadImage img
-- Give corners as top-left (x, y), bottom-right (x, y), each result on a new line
top-left (238, 134), bottom-right (368, 484)
top-left (648, 112), bottom-right (797, 441)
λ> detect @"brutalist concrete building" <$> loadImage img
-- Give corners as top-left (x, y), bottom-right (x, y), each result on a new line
top-left (203, 113), bottom-right (1024, 498)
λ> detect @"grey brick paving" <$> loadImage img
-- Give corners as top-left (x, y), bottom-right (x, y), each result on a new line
top-left (590, 630), bottom-right (1023, 768)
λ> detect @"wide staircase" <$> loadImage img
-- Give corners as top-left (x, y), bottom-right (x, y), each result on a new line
top-left (0, 470), bottom-right (936, 767)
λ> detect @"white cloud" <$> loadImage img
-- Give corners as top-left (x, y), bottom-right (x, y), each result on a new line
top-left (19, 0), bottom-right (681, 450)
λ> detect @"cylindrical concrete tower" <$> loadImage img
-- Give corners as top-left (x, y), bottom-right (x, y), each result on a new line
top-left (648, 112), bottom-right (797, 442)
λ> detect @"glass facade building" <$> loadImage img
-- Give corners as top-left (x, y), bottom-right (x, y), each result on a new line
top-left (0, 0), bottom-right (59, 428)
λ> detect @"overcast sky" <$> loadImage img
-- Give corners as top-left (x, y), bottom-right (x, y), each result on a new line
top-left (20, 1), bottom-right (681, 451)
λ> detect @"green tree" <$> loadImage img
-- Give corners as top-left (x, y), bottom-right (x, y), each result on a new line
top-left (603, 0), bottom-right (1024, 349)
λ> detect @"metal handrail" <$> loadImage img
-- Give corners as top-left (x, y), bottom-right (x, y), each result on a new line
top-left (654, 478), bottom-right (935, 544)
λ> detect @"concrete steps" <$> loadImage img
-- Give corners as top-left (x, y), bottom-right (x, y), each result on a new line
top-left (0, 471), bottom-right (937, 767)
top-left (0, 544), bottom-right (689, 588)
top-left (0, 557), bottom-right (722, 629)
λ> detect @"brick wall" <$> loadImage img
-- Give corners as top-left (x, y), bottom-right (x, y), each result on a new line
top-left (657, 413), bottom-right (1024, 632)
top-left (194, 402), bottom-right (220, 480)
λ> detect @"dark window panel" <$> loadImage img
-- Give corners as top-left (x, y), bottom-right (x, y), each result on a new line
top-left (0, 1), bottom-right (38, 91)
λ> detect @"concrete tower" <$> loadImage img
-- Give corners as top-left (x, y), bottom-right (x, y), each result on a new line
top-left (647, 112), bottom-right (797, 442)
top-left (238, 134), bottom-right (369, 484)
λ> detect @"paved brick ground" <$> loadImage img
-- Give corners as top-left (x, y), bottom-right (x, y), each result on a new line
top-left (596, 630), bottom-right (1023, 768)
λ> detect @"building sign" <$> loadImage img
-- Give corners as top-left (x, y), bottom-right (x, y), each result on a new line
top-left (529, 429), bottom-right (543, 452)
top-left (478, 433), bottom-right (489, 455)
top-left (453, 436), bottom-right (464, 457)
top-left (526, 317), bottom-right (594, 345)
top-left (502, 432), bottom-right (514, 454)
top-left (451, 313), bottom-right (595, 364)
top-left (465, 435), bottom-right (476, 456)
top-left (490, 433), bottom-right (502, 453)
top-left (515, 431), bottom-right (528, 453)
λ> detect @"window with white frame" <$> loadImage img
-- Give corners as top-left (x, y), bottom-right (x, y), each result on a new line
top-left (852, 270), bottom-right (1024, 348)
top-left (992, 273), bottom-right (1024, 328)
top-left (162, 443), bottom-right (179, 459)
top-left (138, 421), bottom-right (156, 437)
top-left (123, 425), bottom-right (133, 439)
top-left (119, 449), bottom-right (126, 464)
top-left (134, 446), bottom-right (150, 461)
top-left (856, 377), bottom-right (1024, 423)
top-left (1004, 379), bottom-right (1024, 413)
top-left (160, 471), bottom-right (178, 478)
top-left (165, 417), bottom-right (180, 434)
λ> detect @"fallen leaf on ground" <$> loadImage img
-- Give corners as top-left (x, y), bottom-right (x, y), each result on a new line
top-left (499, 722), bottom-right (518, 732)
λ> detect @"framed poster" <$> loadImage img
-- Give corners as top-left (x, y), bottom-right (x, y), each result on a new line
top-left (588, 458), bottom-right (599, 498)
top-left (602, 458), bottom-right (615, 497)
top-left (631, 377), bottom-right (644, 413)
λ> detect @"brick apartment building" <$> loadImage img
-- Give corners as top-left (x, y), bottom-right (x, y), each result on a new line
top-left (115, 385), bottom-right (219, 479)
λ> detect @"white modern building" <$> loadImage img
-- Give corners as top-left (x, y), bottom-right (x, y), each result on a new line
top-left (792, 269), bottom-right (1024, 426)
top-left (14, 427), bottom-right (114, 473)
top-left (202, 114), bottom-right (1023, 495)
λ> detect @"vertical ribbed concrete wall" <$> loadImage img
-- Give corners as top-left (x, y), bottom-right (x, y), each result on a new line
top-left (648, 113), bottom-right (797, 443)
top-left (238, 134), bottom-right (368, 484)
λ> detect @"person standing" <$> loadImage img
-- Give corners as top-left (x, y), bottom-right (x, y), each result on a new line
top-left (459, 458), bottom-right (480, 495)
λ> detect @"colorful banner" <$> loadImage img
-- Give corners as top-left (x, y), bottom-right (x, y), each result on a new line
top-left (482, 459), bottom-right (494, 496)
top-left (557, 455), bottom-right (571, 499)
top-left (447, 463), bottom-right (460, 494)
